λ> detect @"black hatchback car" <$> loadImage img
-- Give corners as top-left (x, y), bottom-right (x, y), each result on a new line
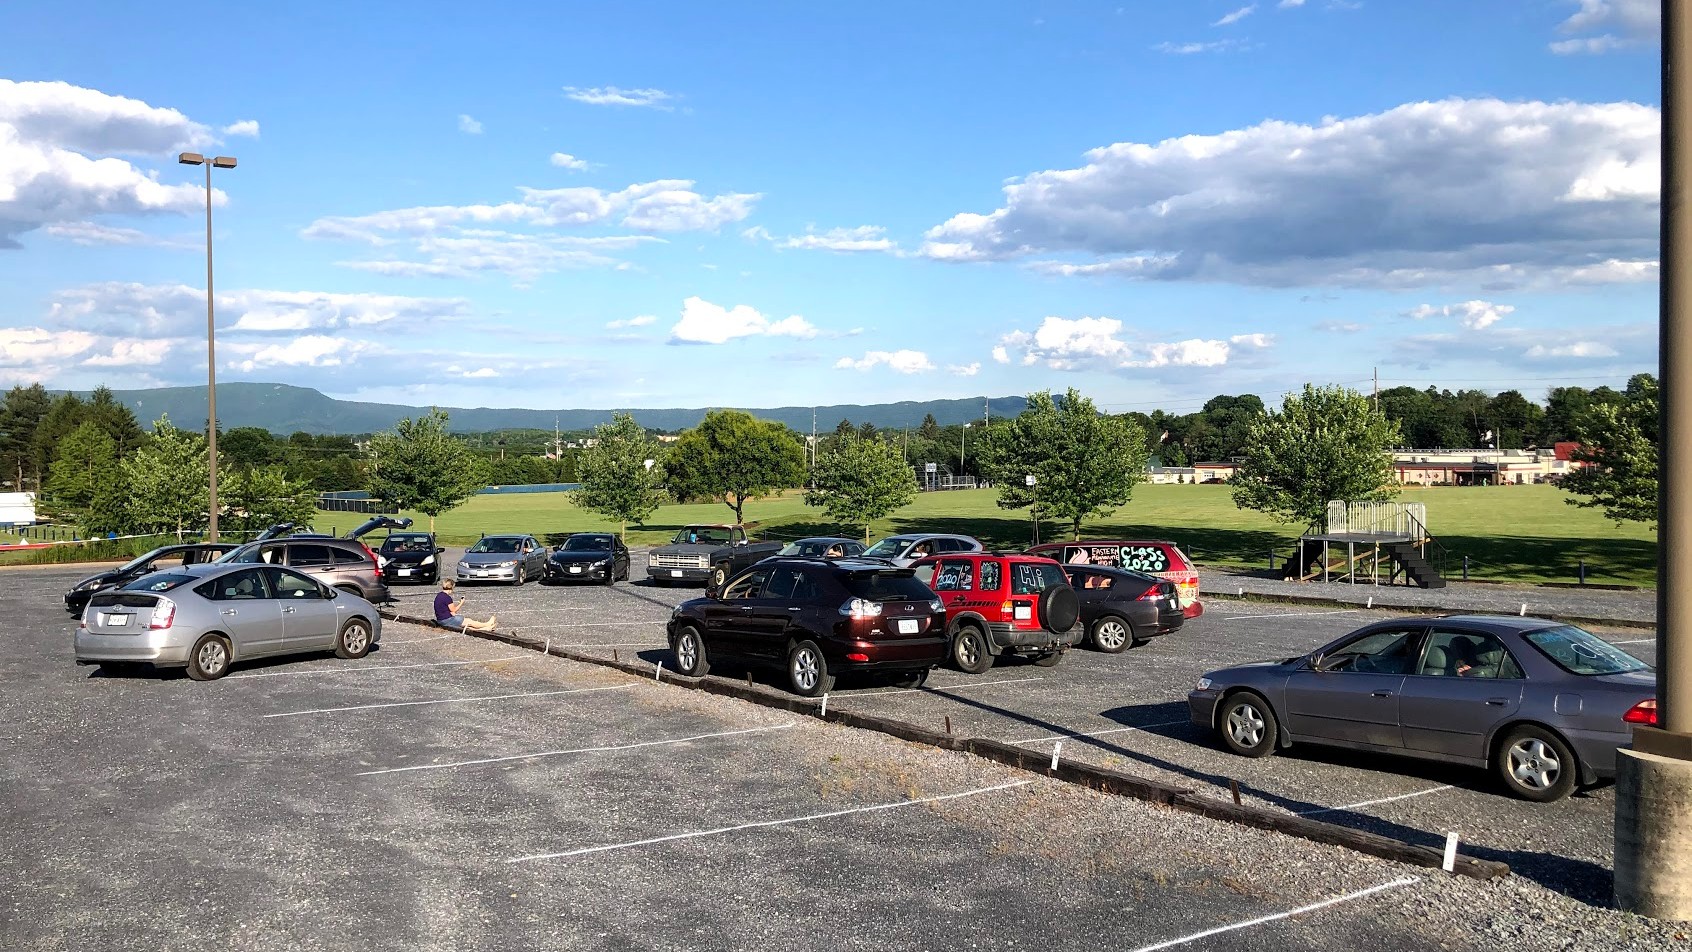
top-left (64, 542), bottom-right (241, 614)
top-left (1063, 565), bottom-right (1186, 653)
top-left (378, 531), bottom-right (445, 584)
top-left (545, 533), bottom-right (630, 584)
top-left (666, 557), bottom-right (947, 696)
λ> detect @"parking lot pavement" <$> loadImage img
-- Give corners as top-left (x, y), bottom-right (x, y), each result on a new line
top-left (9, 564), bottom-right (1679, 951)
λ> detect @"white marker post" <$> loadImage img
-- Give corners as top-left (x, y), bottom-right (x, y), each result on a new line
top-left (1442, 832), bottom-right (1460, 873)
top-left (1366, 596), bottom-right (1373, 609)
top-left (820, 693), bottom-right (829, 717)
top-left (1050, 742), bottom-right (1062, 771)
top-left (655, 661), bottom-right (664, 682)
top-left (1519, 603), bottom-right (1528, 617)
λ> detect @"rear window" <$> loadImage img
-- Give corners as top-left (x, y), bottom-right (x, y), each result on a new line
top-left (89, 592), bottom-right (165, 608)
top-left (1524, 625), bottom-right (1650, 676)
top-left (119, 574), bottom-right (195, 592)
top-left (1011, 562), bottom-right (1069, 595)
top-left (842, 572), bottom-right (934, 602)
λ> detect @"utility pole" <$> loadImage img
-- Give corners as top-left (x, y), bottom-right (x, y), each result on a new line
top-left (985, 397), bottom-right (990, 427)
top-left (1372, 367), bottom-right (1379, 413)
top-left (1614, 0), bottom-right (1692, 919)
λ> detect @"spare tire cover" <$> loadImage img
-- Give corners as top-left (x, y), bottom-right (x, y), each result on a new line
top-left (1038, 584), bottom-right (1079, 633)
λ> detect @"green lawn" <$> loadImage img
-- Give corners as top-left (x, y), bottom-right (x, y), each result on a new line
top-left (369, 483), bottom-right (1657, 588)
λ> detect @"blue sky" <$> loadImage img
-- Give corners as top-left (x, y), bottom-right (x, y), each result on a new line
top-left (0, 0), bottom-right (1662, 415)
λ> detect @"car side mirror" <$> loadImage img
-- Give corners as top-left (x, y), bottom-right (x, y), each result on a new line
top-left (436, 547), bottom-right (445, 554)
top-left (1308, 653), bottom-right (1327, 672)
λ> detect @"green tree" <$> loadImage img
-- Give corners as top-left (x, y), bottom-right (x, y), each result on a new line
top-left (30, 393), bottom-right (86, 485)
top-left (918, 413), bottom-right (941, 441)
top-left (572, 413), bottom-right (668, 537)
top-left (1231, 384), bottom-right (1401, 529)
top-left (42, 421), bottom-right (119, 523)
top-left (84, 386), bottom-right (146, 457)
top-left (1561, 374), bottom-right (1657, 524)
top-left (366, 410), bottom-right (487, 530)
top-left (803, 436), bottom-right (919, 540)
top-left (221, 427), bottom-right (280, 468)
top-left (0, 383), bottom-right (52, 490)
top-left (220, 465), bottom-right (320, 533)
top-left (977, 389), bottom-right (1149, 540)
top-left (665, 409), bottom-right (806, 525)
top-left (122, 416), bottom-right (210, 538)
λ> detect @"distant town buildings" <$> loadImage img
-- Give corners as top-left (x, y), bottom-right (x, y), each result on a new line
top-left (1185, 444), bottom-right (1588, 487)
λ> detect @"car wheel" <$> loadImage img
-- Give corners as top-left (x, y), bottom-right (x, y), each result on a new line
top-left (335, 618), bottom-right (374, 660)
top-left (513, 565), bottom-right (525, 587)
top-left (186, 634), bottom-right (231, 681)
top-left (951, 625), bottom-right (993, 674)
top-left (673, 625), bottom-right (710, 677)
top-left (1218, 691), bottom-right (1278, 758)
top-left (889, 667), bottom-right (930, 689)
top-left (1037, 584), bottom-right (1080, 633)
top-left (1090, 615), bottom-right (1132, 653)
top-left (788, 640), bottom-right (835, 697)
top-left (1032, 650), bottom-right (1064, 667)
top-left (710, 564), bottom-right (729, 590)
top-left (1496, 725), bottom-right (1579, 802)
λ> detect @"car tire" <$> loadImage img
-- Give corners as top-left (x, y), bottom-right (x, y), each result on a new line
top-left (186, 634), bottom-right (231, 681)
top-left (1089, 615), bottom-right (1133, 653)
top-left (951, 625), bottom-right (993, 675)
top-left (1218, 691), bottom-right (1278, 758)
top-left (787, 640), bottom-right (835, 697)
top-left (673, 625), bottom-right (710, 678)
top-left (1495, 725), bottom-right (1579, 802)
top-left (1037, 584), bottom-right (1080, 634)
top-left (710, 564), bottom-right (729, 590)
top-left (889, 667), bottom-right (930, 689)
top-left (335, 617), bottom-right (374, 660)
top-left (1032, 650), bottom-right (1064, 667)
top-left (513, 565), bottom-right (525, 587)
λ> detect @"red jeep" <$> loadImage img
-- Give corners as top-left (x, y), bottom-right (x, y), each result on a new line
top-left (911, 552), bottom-right (1081, 673)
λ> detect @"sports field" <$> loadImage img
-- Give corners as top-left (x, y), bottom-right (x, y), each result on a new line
top-left (369, 483), bottom-right (1657, 588)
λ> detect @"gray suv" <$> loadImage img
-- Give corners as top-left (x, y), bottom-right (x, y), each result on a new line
top-left (219, 538), bottom-right (391, 604)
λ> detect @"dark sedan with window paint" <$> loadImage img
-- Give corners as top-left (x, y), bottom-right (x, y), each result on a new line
top-left (1062, 564), bottom-right (1184, 653)
top-left (1189, 615), bottom-right (1655, 802)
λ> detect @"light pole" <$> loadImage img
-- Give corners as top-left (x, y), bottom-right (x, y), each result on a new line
top-left (178, 152), bottom-right (236, 541)
top-left (1026, 474), bottom-right (1039, 546)
top-left (959, 423), bottom-right (971, 485)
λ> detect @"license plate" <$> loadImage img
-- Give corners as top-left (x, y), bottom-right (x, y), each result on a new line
top-left (671, 570), bottom-right (683, 578)
top-left (1014, 605), bottom-right (1032, 621)
top-left (570, 566), bottom-right (582, 574)
top-left (104, 613), bottom-right (130, 627)
top-left (896, 618), bottom-right (918, 634)
top-left (398, 568), bottom-right (413, 576)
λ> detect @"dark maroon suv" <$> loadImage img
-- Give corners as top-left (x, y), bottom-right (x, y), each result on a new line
top-left (666, 557), bottom-right (947, 696)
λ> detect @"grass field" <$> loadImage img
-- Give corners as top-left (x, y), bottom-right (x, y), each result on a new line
top-left (361, 483), bottom-right (1657, 588)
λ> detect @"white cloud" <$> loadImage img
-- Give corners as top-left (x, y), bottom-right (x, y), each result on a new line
top-left (1155, 40), bottom-right (1246, 55)
top-left (1551, 0), bottom-right (1658, 54)
top-left (1214, 5), bottom-right (1256, 26)
top-left (234, 335), bottom-right (367, 372)
top-left (993, 316), bottom-right (1273, 372)
top-left (48, 283), bottom-right (470, 337)
top-left (82, 338), bottom-right (172, 367)
top-left (1278, 0), bottom-right (1306, 7)
top-left (949, 362), bottom-right (981, 377)
top-left (457, 114), bottom-right (483, 134)
top-left (222, 119), bottom-right (260, 137)
top-left (773, 225), bottom-right (899, 254)
top-left (921, 98), bottom-right (1661, 290)
top-left (607, 314), bottom-right (656, 329)
top-left (833, 350), bottom-right (936, 374)
top-left (1524, 341), bottom-right (1620, 359)
top-left (444, 365), bottom-right (500, 379)
top-left (1315, 320), bottom-right (1365, 333)
top-left (0, 79), bottom-right (223, 247)
top-left (669, 296), bottom-right (819, 344)
top-left (549, 152), bottom-right (589, 171)
top-left (1386, 322), bottom-right (1651, 371)
top-left (564, 86), bottom-right (674, 109)
top-left (0, 327), bottom-right (98, 368)
top-left (1403, 299), bottom-right (1515, 330)
top-left (42, 220), bottom-right (193, 248)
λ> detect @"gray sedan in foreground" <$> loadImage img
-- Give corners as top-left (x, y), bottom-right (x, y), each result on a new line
top-left (75, 563), bottom-right (382, 681)
top-left (1188, 615), bottom-right (1654, 802)
top-left (456, 534), bottom-right (548, 585)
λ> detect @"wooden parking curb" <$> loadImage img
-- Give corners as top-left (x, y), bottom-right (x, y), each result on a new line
top-left (383, 608), bottom-right (1510, 881)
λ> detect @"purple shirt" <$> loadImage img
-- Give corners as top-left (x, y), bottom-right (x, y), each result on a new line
top-left (434, 591), bottom-right (454, 622)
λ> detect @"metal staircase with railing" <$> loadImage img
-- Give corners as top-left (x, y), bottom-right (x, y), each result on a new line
top-left (1284, 501), bottom-right (1449, 589)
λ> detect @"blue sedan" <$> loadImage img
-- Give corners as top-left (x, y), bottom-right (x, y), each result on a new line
top-left (1188, 615), bottom-right (1655, 802)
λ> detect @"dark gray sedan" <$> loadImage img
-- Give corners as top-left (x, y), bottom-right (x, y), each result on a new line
top-left (1188, 615), bottom-right (1655, 802)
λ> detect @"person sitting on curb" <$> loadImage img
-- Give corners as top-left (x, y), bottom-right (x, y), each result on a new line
top-left (434, 579), bottom-right (497, 632)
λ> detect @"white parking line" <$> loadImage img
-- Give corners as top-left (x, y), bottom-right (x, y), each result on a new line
top-left (1219, 609), bottom-right (1359, 621)
top-left (264, 683), bottom-right (636, 718)
top-left (507, 779), bottom-right (1034, 862)
top-left (1127, 876), bottom-right (1419, 952)
top-left (513, 622), bottom-right (662, 630)
top-left (229, 655), bottom-right (528, 679)
top-left (382, 634), bottom-right (455, 645)
top-left (856, 676), bottom-right (1043, 699)
top-left (1295, 785), bottom-right (1455, 816)
top-left (358, 722), bottom-right (798, 776)
top-left (1008, 719), bottom-right (1189, 745)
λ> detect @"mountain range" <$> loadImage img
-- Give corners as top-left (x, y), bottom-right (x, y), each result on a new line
top-left (75, 383), bottom-right (1029, 436)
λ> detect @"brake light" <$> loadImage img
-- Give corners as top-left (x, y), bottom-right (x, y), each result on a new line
top-left (1137, 586), bottom-right (1165, 602)
top-left (1624, 699), bottom-right (1659, 726)
top-left (1001, 601), bottom-right (1014, 614)
top-left (360, 543), bottom-right (381, 578)
top-left (148, 598), bottom-right (176, 630)
top-left (840, 598), bottom-right (883, 618)
top-left (846, 653), bottom-right (870, 662)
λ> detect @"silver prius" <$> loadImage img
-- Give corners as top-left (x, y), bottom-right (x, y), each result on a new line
top-left (1188, 615), bottom-right (1654, 802)
top-left (456, 534), bottom-right (548, 585)
top-left (75, 563), bottom-right (382, 681)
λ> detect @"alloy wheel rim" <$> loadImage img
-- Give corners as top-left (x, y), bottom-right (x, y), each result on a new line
top-left (959, 634), bottom-right (980, 665)
top-left (794, 650), bottom-right (818, 690)
top-left (679, 635), bottom-right (697, 669)
top-left (199, 641), bottom-right (226, 674)
top-left (345, 625), bottom-right (369, 653)
top-left (1228, 703), bottom-right (1264, 747)
top-left (1096, 621), bottom-right (1126, 650)
top-left (1509, 738), bottom-right (1561, 789)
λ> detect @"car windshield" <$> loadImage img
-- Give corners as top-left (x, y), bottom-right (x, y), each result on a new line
top-left (1525, 625), bottom-right (1650, 676)
top-left (381, 534), bottom-right (433, 552)
top-left (672, 527), bottom-right (734, 544)
top-left (863, 537), bottom-right (913, 558)
top-left (120, 573), bottom-right (194, 592)
top-left (467, 537), bottom-right (523, 554)
top-left (842, 572), bottom-right (934, 602)
top-left (779, 539), bottom-right (847, 557)
top-left (563, 536), bottom-right (612, 551)
top-left (117, 547), bottom-right (171, 572)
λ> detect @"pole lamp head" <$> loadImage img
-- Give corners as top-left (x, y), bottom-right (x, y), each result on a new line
top-left (212, 156), bottom-right (237, 168)
top-left (178, 152), bottom-right (206, 165)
